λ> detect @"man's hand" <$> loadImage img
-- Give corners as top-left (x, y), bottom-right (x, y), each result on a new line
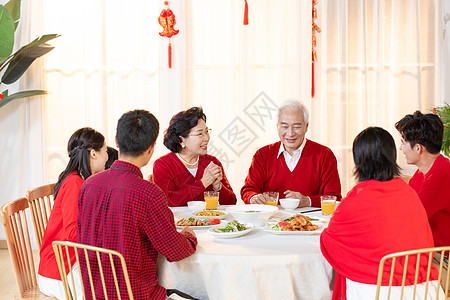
top-left (283, 190), bottom-right (310, 208)
top-left (181, 226), bottom-right (196, 237)
top-left (250, 193), bottom-right (268, 204)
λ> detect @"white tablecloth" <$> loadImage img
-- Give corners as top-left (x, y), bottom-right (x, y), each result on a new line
top-left (157, 206), bottom-right (333, 300)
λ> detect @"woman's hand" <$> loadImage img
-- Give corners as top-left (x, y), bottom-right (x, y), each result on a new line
top-left (201, 162), bottom-right (222, 188)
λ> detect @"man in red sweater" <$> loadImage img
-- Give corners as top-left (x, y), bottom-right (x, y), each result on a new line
top-left (396, 111), bottom-right (450, 247)
top-left (241, 100), bottom-right (341, 208)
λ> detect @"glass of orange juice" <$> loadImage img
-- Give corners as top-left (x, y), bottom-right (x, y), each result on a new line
top-left (321, 195), bottom-right (336, 216)
top-left (263, 192), bottom-right (279, 206)
top-left (204, 191), bottom-right (219, 210)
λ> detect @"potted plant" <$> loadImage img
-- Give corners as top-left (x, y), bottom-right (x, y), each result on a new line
top-left (434, 103), bottom-right (450, 157)
top-left (0, 0), bottom-right (59, 108)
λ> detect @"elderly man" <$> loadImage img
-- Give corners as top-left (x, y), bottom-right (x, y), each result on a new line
top-left (241, 100), bottom-right (341, 208)
top-left (395, 111), bottom-right (450, 247)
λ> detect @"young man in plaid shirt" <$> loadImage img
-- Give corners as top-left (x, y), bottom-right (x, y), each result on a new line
top-left (77, 109), bottom-right (198, 299)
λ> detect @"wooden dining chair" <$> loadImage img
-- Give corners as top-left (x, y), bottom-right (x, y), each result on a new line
top-left (1, 197), bottom-right (55, 299)
top-left (26, 183), bottom-right (56, 249)
top-left (52, 241), bottom-right (134, 300)
top-left (375, 246), bottom-right (450, 300)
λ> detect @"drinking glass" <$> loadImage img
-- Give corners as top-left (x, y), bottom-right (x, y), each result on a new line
top-left (321, 195), bottom-right (337, 216)
top-left (204, 191), bottom-right (219, 210)
top-left (263, 192), bottom-right (279, 206)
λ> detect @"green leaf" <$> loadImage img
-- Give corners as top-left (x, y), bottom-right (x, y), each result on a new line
top-left (4, 0), bottom-right (20, 31)
top-left (1, 34), bottom-right (60, 84)
top-left (0, 90), bottom-right (47, 109)
top-left (434, 103), bottom-right (450, 157)
top-left (0, 5), bottom-right (15, 61)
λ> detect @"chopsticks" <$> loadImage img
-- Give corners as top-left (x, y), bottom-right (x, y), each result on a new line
top-left (299, 208), bottom-right (322, 214)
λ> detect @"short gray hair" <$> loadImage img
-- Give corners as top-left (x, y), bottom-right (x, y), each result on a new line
top-left (277, 100), bottom-right (309, 123)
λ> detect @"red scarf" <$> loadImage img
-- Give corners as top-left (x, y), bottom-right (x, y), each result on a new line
top-left (320, 178), bottom-right (438, 299)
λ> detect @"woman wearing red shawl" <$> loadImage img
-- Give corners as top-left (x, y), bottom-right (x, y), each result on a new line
top-left (320, 127), bottom-right (444, 299)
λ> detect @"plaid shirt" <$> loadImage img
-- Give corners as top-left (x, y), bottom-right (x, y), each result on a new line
top-left (77, 160), bottom-right (197, 299)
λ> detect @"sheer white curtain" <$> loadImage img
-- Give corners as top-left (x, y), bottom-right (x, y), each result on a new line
top-left (314, 0), bottom-right (443, 193)
top-left (41, 0), bottom-right (162, 180)
top-left (0, 0), bottom-right (45, 208)
top-left (40, 0), bottom-right (312, 200)
top-left (183, 0), bottom-right (311, 200)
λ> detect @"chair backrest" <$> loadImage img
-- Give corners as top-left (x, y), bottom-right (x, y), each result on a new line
top-left (1, 197), bottom-right (38, 297)
top-left (52, 241), bottom-right (134, 300)
top-left (375, 246), bottom-right (450, 300)
top-left (26, 183), bottom-right (56, 249)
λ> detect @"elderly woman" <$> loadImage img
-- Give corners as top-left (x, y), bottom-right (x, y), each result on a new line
top-left (153, 107), bottom-right (237, 207)
top-left (320, 127), bottom-right (443, 299)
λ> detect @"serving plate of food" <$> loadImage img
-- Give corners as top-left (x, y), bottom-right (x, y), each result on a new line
top-left (208, 220), bottom-right (254, 238)
top-left (175, 217), bottom-right (222, 229)
top-left (264, 214), bottom-right (325, 235)
top-left (192, 210), bottom-right (229, 220)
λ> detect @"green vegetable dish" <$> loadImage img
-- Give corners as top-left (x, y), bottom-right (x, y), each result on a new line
top-left (213, 220), bottom-right (247, 233)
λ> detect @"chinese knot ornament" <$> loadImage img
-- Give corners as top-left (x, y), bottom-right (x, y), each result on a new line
top-left (158, 1), bottom-right (179, 69)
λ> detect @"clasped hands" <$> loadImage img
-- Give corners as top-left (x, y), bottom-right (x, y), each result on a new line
top-left (201, 161), bottom-right (222, 190)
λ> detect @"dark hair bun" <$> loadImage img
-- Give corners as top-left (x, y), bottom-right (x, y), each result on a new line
top-left (163, 107), bottom-right (206, 153)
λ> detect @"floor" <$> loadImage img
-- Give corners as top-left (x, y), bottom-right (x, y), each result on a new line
top-left (0, 249), bottom-right (45, 299)
top-left (0, 249), bottom-right (19, 299)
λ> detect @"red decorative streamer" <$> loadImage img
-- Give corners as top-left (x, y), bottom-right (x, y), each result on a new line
top-left (168, 42), bottom-right (172, 69)
top-left (312, 0), bottom-right (321, 98)
top-left (158, 1), bottom-right (179, 69)
top-left (243, 0), bottom-right (249, 25)
top-left (311, 63), bottom-right (315, 98)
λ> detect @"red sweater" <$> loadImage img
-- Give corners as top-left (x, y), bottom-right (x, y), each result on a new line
top-left (153, 152), bottom-right (237, 207)
top-left (409, 154), bottom-right (450, 247)
top-left (39, 172), bottom-right (83, 279)
top-left (240, 140), bottom-right (341, 207)
top-left (320, 178), bottom-right (437, 299)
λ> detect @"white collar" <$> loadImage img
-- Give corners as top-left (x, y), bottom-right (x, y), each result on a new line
top-left (277, 138), bottom-right (307, 158)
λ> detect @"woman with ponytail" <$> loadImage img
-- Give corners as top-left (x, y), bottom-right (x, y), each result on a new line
top-left (38, 127), bottom-right (108, 299)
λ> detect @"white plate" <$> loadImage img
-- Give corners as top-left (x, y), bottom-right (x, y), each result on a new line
top-left (176, 219), bottom-right (223, 230)
top-left (191, 210), bottom-right (229, 220)
top-left (263, 221), bottom-right (325, 235)
top-left (208, 223), bottom-right (254, 239)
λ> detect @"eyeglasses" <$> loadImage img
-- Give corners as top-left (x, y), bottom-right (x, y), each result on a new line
top-left (188, 128), bottom-right (212, 138)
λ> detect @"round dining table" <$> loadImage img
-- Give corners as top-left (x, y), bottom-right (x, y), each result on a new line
top-left (157, 205), bottom-right (334, 300)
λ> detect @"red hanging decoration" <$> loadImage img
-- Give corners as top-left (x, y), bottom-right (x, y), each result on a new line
top-left (243, 0), bottom-right (249, 25)
top-left (158, 1), bottom-right (179, 69)
top-left (312, 0), bottom-right (321, 98)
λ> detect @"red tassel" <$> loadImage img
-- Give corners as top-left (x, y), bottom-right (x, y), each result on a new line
top-left (311, 62), bottom-right (315, 98)
top-left (168, 42), bottom-right (172, 69)
top-left (243, 0), bottom-right (249, 25)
